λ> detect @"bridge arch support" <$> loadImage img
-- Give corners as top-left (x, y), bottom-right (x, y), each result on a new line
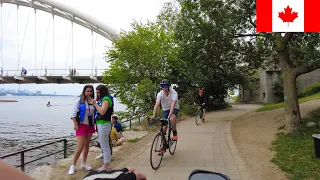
top-left (0, 0), bottom-right (119, 41)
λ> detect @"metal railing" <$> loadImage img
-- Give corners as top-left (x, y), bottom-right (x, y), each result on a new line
top-left (0, 139), bottom-right (67, 172)
top-left (0, 136), bottom-right (99, 172)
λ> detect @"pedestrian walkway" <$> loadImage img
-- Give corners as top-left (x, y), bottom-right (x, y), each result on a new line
top-left (114, 104), bottom-right (259, 180)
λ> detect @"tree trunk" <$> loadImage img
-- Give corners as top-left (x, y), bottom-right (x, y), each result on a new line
top-left (282, 68), bottom-right (301, 132)
top-left (275, 33), bottom-right (301, 132)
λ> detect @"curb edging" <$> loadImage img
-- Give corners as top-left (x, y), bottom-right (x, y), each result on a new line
top-left (225, 121), bottom-right (251, 180)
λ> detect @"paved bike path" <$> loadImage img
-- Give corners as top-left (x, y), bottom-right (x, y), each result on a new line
top-left (115, 104), bottom-right (259, 180)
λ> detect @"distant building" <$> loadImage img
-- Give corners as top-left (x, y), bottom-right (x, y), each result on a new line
top-left (239, 68), bottom-right (320, 103)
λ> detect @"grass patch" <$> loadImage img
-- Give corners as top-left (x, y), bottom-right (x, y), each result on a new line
top-left (271, 108), bottom-right (320, 180)
top-left (256, 93), bottom-right (320, 112)
top-left (127, 137), bottom-right (141, 143)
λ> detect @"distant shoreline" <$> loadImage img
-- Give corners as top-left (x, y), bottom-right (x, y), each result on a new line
top-left (0, 100), bottom-right (18, 102)
top-left (0, 94), bottom-right (74, 97)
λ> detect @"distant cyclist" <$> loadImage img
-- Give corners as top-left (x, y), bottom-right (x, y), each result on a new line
top-left (151, 79), bottom-right (179, 141)
top-left (195, 89), bottom-right (206, 122)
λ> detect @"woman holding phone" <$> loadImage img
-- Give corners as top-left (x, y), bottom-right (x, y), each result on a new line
top-left (89, 85), bottom-right (113, 171)
top-left (68, 85), bottom-right (95, 175)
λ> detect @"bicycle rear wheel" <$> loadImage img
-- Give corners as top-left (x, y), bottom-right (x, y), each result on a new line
top-left (195, 110), bottom-right (201, 125)
top-left (150, 133), bottom-right (164, 170)
top-left (168, 129), bottom-right (177, 155)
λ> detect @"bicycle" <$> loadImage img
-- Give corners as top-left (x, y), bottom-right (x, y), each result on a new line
top-left (147, 116), bottom-right (177, 170)
top-left (194, 103), bottom-right (205, 125)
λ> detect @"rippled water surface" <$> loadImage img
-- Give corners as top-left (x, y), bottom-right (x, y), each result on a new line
top-left (0, 96), bottom-right (126, 172)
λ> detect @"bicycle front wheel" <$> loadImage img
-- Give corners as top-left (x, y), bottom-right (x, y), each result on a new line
top-left (150, 133), bottom-right (164, 170)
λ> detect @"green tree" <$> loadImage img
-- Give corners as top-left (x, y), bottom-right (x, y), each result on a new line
top-left (230, 91), bottom-right (235, 96)
top-left (103, 21), bottom-right (179, 117)
top-left (233, 0), bottom-right (320, 131)
top-left (175, 0), bottom-right (253, 106)
top-left (177, 0), bottom-right (320, 132)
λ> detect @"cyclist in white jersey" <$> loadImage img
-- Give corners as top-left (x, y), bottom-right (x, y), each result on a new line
top-left (151, 79), bottom-right (179, 141)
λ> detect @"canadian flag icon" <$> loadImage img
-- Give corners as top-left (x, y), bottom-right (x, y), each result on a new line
top-left (256, 0), bottom-right (320, 32)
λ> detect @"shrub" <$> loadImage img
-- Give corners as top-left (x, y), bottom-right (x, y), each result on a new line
top-left (232, 95), bottom-right (240, 102)
top-left (299, 82), bottom-right (320, 97)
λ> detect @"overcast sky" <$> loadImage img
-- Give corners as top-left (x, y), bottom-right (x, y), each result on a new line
top-left (1, 0), bottom-right (167, 95)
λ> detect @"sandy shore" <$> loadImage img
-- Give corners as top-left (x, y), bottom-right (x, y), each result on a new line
top-left (28, 116), bottom-right (190, 180)
top-left (0, 99), bottom-right (18, 102)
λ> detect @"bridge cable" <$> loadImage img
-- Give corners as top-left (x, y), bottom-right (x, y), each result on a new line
top-left (91, 30), bottom-right (97, 76)
top-left (71, 21), bottom-right (73, 71)
top-left (16, 5), bottom-right (19, 75)
top-left (52, 14), bottom-right (54, 75)
top-left (0, 0), bottom-right (14, 71)
top-left (64, 26), bottom-right (72, 75)
top-left (17, 6), bottom-right (32, 75)
top-left (0, 3), bottom-right (3, 71)
top-left (40, 16), bottom-right (52, 76)
top-left (34, 9), bottom-right (37, 75)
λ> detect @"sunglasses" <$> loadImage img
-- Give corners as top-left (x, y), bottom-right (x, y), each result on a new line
top-left (161, 85), bottom-right (169, 88)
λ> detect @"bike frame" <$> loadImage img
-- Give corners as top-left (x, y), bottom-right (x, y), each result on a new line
top-left (157, 118), bottom-right (172, 149)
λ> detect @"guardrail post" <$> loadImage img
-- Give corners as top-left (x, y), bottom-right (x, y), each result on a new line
top-left (63, 139), bottom-right (67, 158)
top-left (21, 152), bottom-right (25, 172)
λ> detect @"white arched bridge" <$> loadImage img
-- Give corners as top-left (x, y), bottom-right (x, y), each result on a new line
top-left (0, 0), bottom-right (119, 84)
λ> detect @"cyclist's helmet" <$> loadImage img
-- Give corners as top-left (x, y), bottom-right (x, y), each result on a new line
top-left (199, 89), bottom-right (204, 93)
top-left (160, 79), bottom-right (170, 86)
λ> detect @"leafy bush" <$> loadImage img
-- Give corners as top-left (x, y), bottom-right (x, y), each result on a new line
top-left (299, 82), bottom-right (320, 97)
top-left (180, 103), bottom-right (197, 116)
top-left (232, 95), bottom-right (240, 102)
top-left (271, 108), bottom-right (320, 180)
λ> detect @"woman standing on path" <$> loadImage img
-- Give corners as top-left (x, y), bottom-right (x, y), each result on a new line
top-left (89, 85), bottom-right (113, 171)
top-left (68, 85), bottom-right (95, 175)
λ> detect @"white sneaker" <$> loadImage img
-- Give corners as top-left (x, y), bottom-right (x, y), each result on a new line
top-left (81, 162), bottom-right (92, 171)
top-left (95, 153), bottom-right (103, 159)
top-left (68, 165), bottom-right (76, 175)
top-left (97, 166), bottom-right (112, 172)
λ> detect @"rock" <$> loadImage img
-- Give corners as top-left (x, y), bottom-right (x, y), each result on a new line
top-left (28, 165), bottom-right (52, 180)
top-left (306, 122), bottom-right (317, 127)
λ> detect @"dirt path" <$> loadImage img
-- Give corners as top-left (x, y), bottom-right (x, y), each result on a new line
top-left (29, 104), bottom-right (259, 180)
top-left (232, 100), bottom-right (320, 180)
top-left (111, 104), bottom-right (259, 180)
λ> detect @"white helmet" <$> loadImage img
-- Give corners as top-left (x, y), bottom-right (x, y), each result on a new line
top-left (111, 115), bottom-right (118, 119)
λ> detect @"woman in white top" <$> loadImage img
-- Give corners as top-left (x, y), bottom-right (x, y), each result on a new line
top-left (68, 85), bottom-right (95, 175)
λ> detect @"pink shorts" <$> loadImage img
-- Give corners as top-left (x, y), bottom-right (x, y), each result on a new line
top-left (76, 124), bottom-right (95, 136)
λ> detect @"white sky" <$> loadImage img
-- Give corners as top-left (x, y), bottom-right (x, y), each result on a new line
top-left (1, 0), bottom-right (168, 95)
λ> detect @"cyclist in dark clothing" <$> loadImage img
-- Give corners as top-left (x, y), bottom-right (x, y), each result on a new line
top-left (196, 89), bottom-right (206, 121)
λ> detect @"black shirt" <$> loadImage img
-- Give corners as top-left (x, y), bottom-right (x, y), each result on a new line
top-left (83, 168), bottom-right (136, 180)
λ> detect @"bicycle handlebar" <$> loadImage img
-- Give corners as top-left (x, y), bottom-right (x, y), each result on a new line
top-left (194, 103), bottom-right (205, 106)
top-left (146, 116), bottom-right (169, 126)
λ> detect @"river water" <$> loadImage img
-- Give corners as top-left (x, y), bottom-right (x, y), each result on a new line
top-left (0, 96), bottom-right (126, 172)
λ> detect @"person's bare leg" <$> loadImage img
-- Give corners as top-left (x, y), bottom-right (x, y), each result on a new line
top-left (203, 109), bottom-right (206, 120)
top-left (72, 136), bottom-right (85, 165)
top-left (82, 133), bottom-right (92, 163)
top-left (170, 114), bottom-right (177, 132)
top-left (162, 125), bottom-right (168, 135)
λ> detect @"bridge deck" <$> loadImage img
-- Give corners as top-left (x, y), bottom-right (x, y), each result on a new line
top-left (0, 75), bottom-right (103, 84)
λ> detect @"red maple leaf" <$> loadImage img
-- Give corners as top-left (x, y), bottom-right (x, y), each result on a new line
top-left (278, 5), bottom-right (298, 27)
